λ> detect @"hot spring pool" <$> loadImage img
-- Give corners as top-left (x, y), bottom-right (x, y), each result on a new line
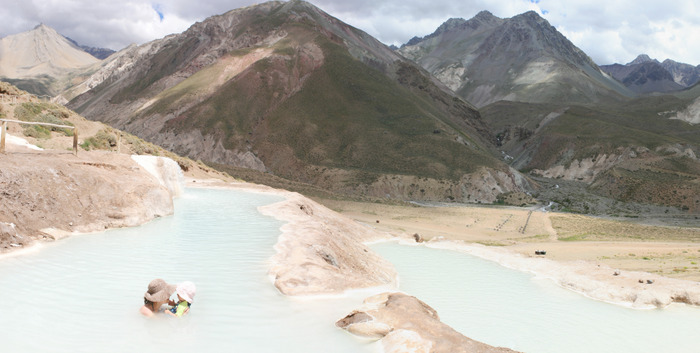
top-left (370, 242), bottom-right (700, 353)
top-left (1, 187), bottom-right (698, 353)
top-left (0, 188), bottom-right (381, 353)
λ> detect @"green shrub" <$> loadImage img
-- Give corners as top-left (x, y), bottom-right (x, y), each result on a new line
top-left (23, 125), bottom-right (51, 139)
top-left (81, 129), bottom-right (117, 150)
top-left (16, 102), bottom-right (74, 137)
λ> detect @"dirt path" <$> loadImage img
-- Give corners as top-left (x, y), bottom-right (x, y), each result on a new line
top-left (543, 212), bottom-right (557, 240)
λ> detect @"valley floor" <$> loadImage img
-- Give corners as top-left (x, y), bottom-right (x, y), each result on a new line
top-left (318, 199), bottom-right (700, 282)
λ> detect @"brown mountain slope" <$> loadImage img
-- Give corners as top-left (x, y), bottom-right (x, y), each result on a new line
top-left (69, 0), bottom-right (530, 203)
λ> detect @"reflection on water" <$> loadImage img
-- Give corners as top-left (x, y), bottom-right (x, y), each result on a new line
top-left (371, 242), bottom-right (700, 353)
top-left (0, 188), bottom-right (378, 353)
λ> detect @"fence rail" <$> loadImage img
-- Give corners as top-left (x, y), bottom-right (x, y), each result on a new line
top-left (0, 119), bottom-right (78, 155)
top-left (0, 93), bottom-right (50, 103)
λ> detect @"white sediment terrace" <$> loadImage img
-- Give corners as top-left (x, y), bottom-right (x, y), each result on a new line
top-left (421, 239), bottom-right (700, 308)
top-left (212, 180), bottom-right (700, 353)
top-left (132, 154), bottom-right (185, 198)
top-left (215, 182), bottom-right (399, 295)
top-left (236, 178), bottom-right (700, 308)
top-left (4, 133), bottom-right (43, 150)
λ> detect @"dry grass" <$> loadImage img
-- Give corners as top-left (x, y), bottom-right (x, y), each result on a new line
top-left (551, 214), bottom-right (700, 242)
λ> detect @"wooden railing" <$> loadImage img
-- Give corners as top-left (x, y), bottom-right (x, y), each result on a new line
top-left (0, 93), bottom-right (51, 103)
top-left (0, 119), bottom-right (78, 155)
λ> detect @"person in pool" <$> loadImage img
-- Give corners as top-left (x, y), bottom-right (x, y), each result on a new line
top-left (140, 278), bottom-right (176, 317)
top-left (167, 281), bottom-right (196, 317)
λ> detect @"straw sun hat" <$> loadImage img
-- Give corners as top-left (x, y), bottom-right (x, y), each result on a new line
top-left (144, 278), bottom-right (176, 303)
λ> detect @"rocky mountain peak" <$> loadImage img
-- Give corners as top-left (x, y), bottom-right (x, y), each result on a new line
top-left (474, 10), bottom-right (496, 20)
top-left (29, 23), bottom-right (65, 42)
top-left (628, 54), bottom-right (657, 65)
top-left (660, 58), bottom-right (700, 87)
top-left (469, 10), bottom-right (504, 28)
top-left (493, 10), bottom-right (597, 70)
top-left (514, 10), bottom-right (545, 22)
top-left (403, 11), bottom-right (504, 47)
top-left (398, 8), bottom-right (630, 107)
top-left (0, 23), bottom-right (99, 81)
top-left (437, 18), bottom-right (469, 33)
top-left (402, 18), bottom-right (469, 46)
top-left (662, 58), bottom-right (677, 66)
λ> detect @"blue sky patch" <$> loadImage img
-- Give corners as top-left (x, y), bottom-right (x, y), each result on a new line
top-left (152, 3), bottom-right (164, 22)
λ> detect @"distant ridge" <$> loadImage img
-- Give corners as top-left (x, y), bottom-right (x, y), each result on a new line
top-left (0, 24), bottom-right (100, 95)
top-left (0, 24), bottom-right (98, 77)
top-left (64, 36), bottom-right (115, 59)
top-left (601, 54), bottom-right (700, 94)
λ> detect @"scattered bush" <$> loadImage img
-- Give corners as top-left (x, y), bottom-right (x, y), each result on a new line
top-left (81, 129), bottom-right (117, 150)
top-left (16, 102), bottom-right (74, 138)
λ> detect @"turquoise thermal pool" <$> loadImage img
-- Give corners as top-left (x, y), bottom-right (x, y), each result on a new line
top-left (0, 188), bottom-right (379, 353)
top-left (370, 242), bottom-right (700, 353)
top-left (0, 187), bottom-right (698, 352)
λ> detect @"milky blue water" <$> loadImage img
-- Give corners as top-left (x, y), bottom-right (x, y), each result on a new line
top-left (371, 242), bottom-right (700, 353)
top-left (0, 188), bottom-right (379, 353)
top-left (1, 187), bottom-right (698, 353)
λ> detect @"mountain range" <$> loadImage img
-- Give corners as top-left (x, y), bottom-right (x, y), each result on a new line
top-left (1, 1), bottom-right (699, 214)
top-left (63, 36), bottom-right (115, 60)
top-left (600, 54), bottom-right (700, 94)
top-left (66, 0), bottom-right (529, 203)
top-left (395, 10), bottom-right (700, 214)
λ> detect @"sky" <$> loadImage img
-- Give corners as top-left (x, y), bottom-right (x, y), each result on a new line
top-left (1, 0), bottom-right (699, 65)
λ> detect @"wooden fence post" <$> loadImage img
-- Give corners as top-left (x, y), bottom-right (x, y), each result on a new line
top-left (0, 121), bottom-right (6, 153)
top-left (73, 127), bottom-right (78, 156)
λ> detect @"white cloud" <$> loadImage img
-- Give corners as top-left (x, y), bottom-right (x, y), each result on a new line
top-left (1, 0), bottom-right (700, 65)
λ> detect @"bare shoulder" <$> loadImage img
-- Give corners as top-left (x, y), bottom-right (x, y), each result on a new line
top-left (139, 305), bottom-right (154, 317)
